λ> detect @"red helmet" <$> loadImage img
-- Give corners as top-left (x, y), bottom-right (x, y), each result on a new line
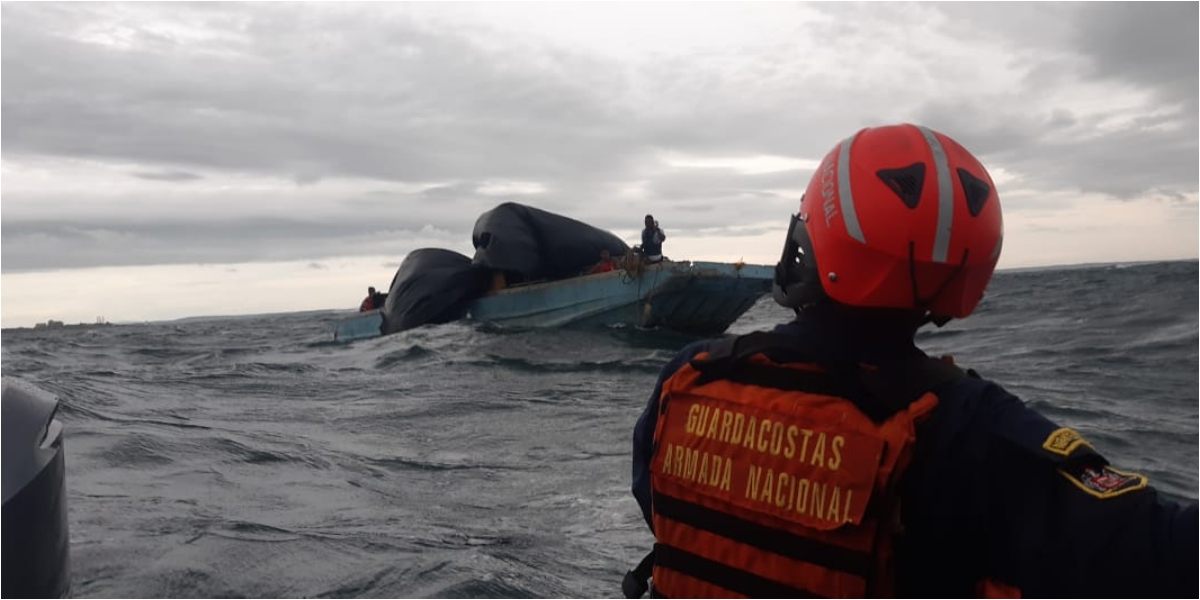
top-left (773, 124), bottom-right (1003, 319)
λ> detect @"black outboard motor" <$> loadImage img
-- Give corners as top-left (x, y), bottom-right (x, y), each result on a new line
top-left (2, 378), bottom-right (70, 598)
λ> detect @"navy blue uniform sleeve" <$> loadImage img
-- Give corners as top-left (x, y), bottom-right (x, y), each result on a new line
top-left (632, 340), bottom-right (712, 530)
top-left (902, 377), bottom-right (1199, 597)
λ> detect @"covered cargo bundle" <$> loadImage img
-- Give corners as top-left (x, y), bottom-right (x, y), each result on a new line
top-left (471, 202), bottom-right (630, 283)
top-left (382, 248), bottom-right (492, 335)
top-left (376, 203), bottom-right (632, 333)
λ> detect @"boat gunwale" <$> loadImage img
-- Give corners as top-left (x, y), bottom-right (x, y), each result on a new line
top-left (482, 260), bottom-right (770, 297)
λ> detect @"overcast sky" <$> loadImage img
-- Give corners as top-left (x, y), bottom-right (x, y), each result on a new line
top-left (2, 2), bottom-right (1197, 328)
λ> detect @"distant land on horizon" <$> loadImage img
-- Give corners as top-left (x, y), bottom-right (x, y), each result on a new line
top-left (0, 308), bottom-right (349, 332)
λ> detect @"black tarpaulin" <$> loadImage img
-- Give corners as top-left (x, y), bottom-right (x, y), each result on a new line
top-left (378, 203), bottom-right (632, 333)
top-left (381, 248), bottom-right (491, 335)
top-left (471, 203), bottom-right (629, 283)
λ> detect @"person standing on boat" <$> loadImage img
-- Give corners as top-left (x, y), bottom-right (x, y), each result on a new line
top-left (641, 215), bottom-right (666, 263)
top-left (625, 123), bottom-right (1197, 598)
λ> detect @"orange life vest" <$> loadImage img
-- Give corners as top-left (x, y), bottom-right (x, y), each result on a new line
top-left (647, 332), bottom-right (962, 598)
top-left (590, 261), bottom-right (616, 274)
top-left (360, 297), bottom-right (374, 312)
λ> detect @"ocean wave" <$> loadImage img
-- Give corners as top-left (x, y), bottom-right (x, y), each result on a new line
top-left (375, 344), bottom-right (438, 368)
top-left (96, 434), bottom-right (179, 467)
top-left (468, 354), bottom-right (667, 375)
top-left (5, 260), bottom-right (1195, 598)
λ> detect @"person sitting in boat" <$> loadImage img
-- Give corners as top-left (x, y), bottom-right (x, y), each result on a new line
top-left (641, 215), bottom-right (666, 263)
top-left (359, 286), bottom-right (386, 312)
top-left (588, 249), bottom-right (617, 274)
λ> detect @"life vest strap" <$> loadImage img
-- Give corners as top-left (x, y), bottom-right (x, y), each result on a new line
top-left (690, 331), bottom-right (967, 423)
top-left (695, 331), bottom-right (811, 364)
top-left (622, 550), bottom-right (655, 599)
top-left (694, 360), bottom-right (897, 422)
top-left (653, 491), bottom-right (873, 577)
top-left (654, 544), bottom-right (823, 599)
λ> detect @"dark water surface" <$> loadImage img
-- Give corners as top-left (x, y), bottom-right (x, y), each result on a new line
top-left (3, 260), bottom-right (1196, 598)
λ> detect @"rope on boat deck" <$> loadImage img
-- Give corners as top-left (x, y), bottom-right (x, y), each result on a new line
top-left (618, 253), bottom-right (662, 327)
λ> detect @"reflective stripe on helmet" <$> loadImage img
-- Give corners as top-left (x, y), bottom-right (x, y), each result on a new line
top-left (915, 125), bottom-right (954, 263)
top-left (835, 130), bottom-right (867, 244)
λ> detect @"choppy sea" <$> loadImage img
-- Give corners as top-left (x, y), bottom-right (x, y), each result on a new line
top-left (2, 260), bottom-right (1197, 598)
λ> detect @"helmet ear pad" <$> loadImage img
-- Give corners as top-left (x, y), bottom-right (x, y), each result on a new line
top-left (772, 214), bottom-right (824, 309)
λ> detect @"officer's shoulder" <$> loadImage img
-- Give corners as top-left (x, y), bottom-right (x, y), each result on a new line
top-left (935, 371), bottom-right (1058, 441)
top-left (941, 371), bottom-right (1152, 501)
top-left (671, 337), bottom-right (717, 362)
top-left (1016, 421), bottom-right (1150, 501)
top-left (657, 337), bottom-right (720, 379)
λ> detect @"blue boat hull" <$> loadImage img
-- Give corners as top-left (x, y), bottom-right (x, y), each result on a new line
top-left (468, 261), bottom-right (773, 335)
top-left (329, 261), bottom-right (773, 340)
top-left (330, 309), bottom-right (383, 342)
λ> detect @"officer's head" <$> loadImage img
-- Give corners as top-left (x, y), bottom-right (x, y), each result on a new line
top-left (773, 123), bottom-right (1002, 323)
top-left (645, 214), bottom-right (655, 228)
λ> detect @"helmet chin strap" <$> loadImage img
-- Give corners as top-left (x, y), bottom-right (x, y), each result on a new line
top-left (909, 242), bottom-right (970, 327)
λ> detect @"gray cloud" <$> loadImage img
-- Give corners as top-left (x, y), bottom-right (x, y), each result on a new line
top-left (911, 2), bottom-right (1199, 203)
top-left (0, 216), bottom-right (460, 272)
top-left (132, 170), bottom-right (204, 182)
top-left (1072, 2), bottom-right (1198, 109)
top-left (0, 166), bottom-right (794, 273)
top-left (1, 3), bottom-right (644, 185)
top-left (1, 2), bottom-right (1195, 274)
top-left (916, 98), bottom-right (1197, 203)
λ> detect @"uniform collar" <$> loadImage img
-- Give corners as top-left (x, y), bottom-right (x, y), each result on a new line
top-left (771, 301), bottom-right (924, 364)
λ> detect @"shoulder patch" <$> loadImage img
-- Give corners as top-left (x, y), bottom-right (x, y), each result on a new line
top-left (1041, 427), bottom-right (1092, 456)
top-left (1060, 463), bottom-right (1148, 499)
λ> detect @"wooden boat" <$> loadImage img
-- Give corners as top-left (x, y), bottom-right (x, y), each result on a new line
top-left (331, 260), bottom-right (772, 341)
